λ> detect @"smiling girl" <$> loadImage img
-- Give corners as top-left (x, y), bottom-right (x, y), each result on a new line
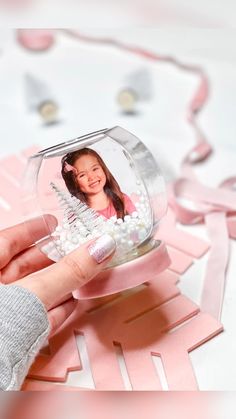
top-left (61, 148), bottom-right (136, 219)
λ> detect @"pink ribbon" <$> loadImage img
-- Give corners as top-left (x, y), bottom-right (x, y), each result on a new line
top-left (169, 177), bottom-right (236, 319)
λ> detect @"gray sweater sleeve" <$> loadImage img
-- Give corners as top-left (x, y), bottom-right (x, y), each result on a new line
top-left (0, 284), bottom-right (50, 391)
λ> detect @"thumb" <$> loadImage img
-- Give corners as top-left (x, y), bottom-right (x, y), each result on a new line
top-left (17, 234), bottom-right (116, 310)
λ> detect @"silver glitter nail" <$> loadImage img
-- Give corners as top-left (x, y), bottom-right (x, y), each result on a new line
top-left (88, 234), bottom-right (116, 264)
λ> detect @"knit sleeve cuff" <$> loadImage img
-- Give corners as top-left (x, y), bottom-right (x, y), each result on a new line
top-left (0, 284), bottom-right (50, 391)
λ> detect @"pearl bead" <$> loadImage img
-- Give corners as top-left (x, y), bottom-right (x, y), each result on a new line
top-left (63, 223), bottom-right (70, 230)
top-left (114, 233), bottom-right (121, 242)
top-left (121, 224), bottom-right (127, 232)
top-left (139, 228), bottom-right (147, 240)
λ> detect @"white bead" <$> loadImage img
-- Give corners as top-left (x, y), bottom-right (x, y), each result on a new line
top-left (116, 218), bottom-right (123, 225)
top-left (131, 211), bottom-right (138, 218)
top-left (124, 215), bottom-right (131, 222)
top-left (139, 228), bottom-right (147, 240)
top-left (114, 233), bottom-right (121, 242)
top-left (121, 224), bottom-right (127, 232)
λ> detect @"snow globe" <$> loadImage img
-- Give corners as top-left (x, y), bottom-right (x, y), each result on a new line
top-left (22, 126), bottom-right (170, 298)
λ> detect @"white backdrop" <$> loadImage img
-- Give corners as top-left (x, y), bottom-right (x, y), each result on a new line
top-left (0, 26), bottom-right (236, 390)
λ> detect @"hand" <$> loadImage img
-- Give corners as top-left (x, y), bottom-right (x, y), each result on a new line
top-left (0, 216), bottom-right (116, 335)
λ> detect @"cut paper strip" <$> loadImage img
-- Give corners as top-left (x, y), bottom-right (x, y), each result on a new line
top-left (120, 312), bottom-right (222, 391)
top-left (0, 173), bottom-right (22, 229)
top-left (0, 146), bottom-right (40, 229)
top-left (0, 155), bottom-right (25, 180)
top-left (27, 272), bottom-right (222, 390)
top-left (166, 246), bottom-right (193, 274)
top-left (0, 171), bottom-right (21, 206)
top-left (22, 380), bottom-right (90, 391)
top-left (28, 328), bottom-right (82, 382)
top-left (156, 208), bottom-right (210, 258)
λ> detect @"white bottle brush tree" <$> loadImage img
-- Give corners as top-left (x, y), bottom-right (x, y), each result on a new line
top-left (50, 182), bottom-right (106, 255)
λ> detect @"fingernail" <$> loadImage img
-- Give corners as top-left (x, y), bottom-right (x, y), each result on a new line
top-left (88, 234), bottom-right (116, 264)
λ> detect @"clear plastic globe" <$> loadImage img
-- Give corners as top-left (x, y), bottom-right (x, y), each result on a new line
top-left (22, 126), bottom-right (167, 269)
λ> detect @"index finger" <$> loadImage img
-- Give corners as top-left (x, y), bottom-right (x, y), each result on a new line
top-left (0, 215), bottom-right (57, 269)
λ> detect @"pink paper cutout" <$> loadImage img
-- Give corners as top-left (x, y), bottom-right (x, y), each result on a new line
top-left (0, 146), bottom-right (41, 229)
top-left (0, 168), bottom-right (24, 229)
top-left (1, 155), bottom-right (26, 179)
top-left (22, 379), bottom-right (89, 391)
top-left (166, 246), bottom-right (193, 274)
top-left (27, 271), bottom-right (222, 390)
top-left (156, 208), bottom-right (210, 258)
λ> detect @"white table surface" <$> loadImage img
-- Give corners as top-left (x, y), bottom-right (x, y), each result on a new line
top-left (0, 26), bottom-right (236, 390)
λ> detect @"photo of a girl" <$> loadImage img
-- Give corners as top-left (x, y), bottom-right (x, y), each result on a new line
top-left (61, 148), bottom-right (136, 219)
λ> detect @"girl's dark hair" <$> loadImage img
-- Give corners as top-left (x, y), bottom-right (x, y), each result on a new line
top-left (61, 148), bottom-right (127, 219)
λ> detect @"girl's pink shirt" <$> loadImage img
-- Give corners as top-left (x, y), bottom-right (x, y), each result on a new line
top-left (97, 194), bottom-right (136, 219)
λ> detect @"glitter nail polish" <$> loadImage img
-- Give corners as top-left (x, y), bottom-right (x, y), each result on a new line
top-left (88, 234), bottom-right (116, 264)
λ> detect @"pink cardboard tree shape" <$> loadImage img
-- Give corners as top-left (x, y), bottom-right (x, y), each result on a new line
top-left (27, 271), bottom-right (222, 390)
